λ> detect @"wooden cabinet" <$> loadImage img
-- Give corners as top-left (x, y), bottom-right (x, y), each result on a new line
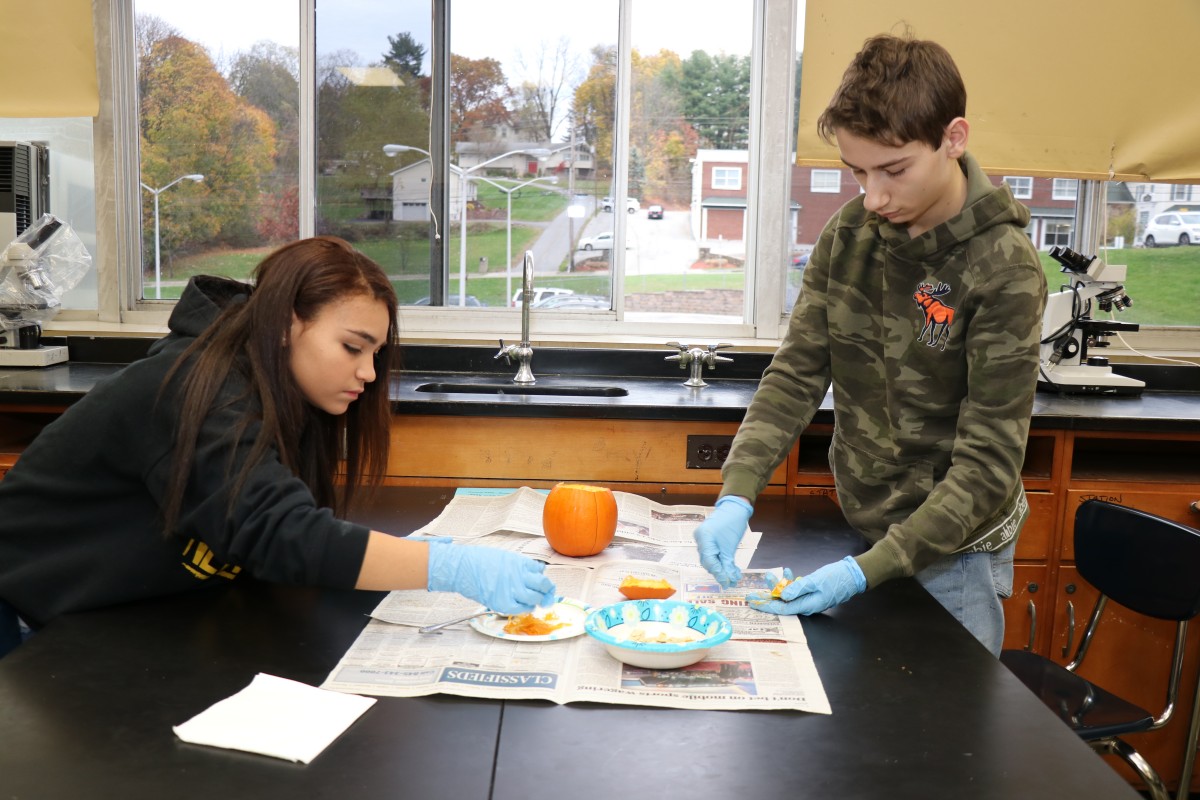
top-left (0, 407), bottom-right (64, 483)
top-left (386, 414), bottom-right (789, 493)
top-left (1032, 430), bottom-right (1200, 793)
top-left (1001, 563), bottom-right (1051, 654)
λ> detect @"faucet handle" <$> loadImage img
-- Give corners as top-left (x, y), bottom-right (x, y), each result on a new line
top-left (705, 343), bottom-right (734, 366)
top-left (664, 341), bottom-right (687, 365)
top-left (495, 338), bottom-right (514, 363)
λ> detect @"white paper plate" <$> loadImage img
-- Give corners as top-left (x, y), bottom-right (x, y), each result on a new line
top-left (469, 598), bottom-right (590, 641)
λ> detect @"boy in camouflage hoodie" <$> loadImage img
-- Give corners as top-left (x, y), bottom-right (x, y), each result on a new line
top-left (694, 33), bottom-right (1047, 656)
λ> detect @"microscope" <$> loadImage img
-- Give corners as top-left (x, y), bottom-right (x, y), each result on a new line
top-left (1037, 245), bottom-right (1143, 396)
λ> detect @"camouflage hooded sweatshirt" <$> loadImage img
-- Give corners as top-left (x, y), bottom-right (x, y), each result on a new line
top-left (722, 152), bottom-right (1047, 589)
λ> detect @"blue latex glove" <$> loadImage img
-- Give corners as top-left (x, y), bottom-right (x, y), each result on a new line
top-left (694, 495), bottom-right (754, 589)
top-left (746, 556), bottom-right (867, 616)
top-left (427, 543), bottom-right (556, 615)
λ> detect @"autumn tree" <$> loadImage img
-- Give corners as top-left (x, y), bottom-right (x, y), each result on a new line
top-left (450, 54), bottom-right (511, 143)
top-left (572, 45), bottom-right (617, 175)
top-left (630, 49), bottom-right (697, 204)
top-left (228, 40), bottom-right (300, 242)
top-left (138, 30), bottom-right (276, 260)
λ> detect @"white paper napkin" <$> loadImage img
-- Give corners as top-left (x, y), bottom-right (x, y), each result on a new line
top-left (173, 673), bottom-right (376, 764)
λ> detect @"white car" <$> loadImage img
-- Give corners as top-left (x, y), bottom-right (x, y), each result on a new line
top-left (601, 197), bottom-right (640, 214)
top-left (1143, 212), bottom-right (1200, 247)
top-left (579, 232), bottom-right (614, 251)
top-left (510, 286), bottom-right (574, 307)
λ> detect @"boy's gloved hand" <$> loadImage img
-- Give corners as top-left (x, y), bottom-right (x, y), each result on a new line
top-left (746, 556), bottom-right (866, 616)
top-left (694, 495), bottom-right (753, 589)
top-left (427, 542), bottom-right (556, 615)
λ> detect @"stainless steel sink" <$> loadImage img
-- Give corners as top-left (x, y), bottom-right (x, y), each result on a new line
top-left (415, 382), bottom-right (628, 398)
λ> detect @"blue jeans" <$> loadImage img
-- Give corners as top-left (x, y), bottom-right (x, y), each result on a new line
top-left (914, 541), bottom-right (1015, 658)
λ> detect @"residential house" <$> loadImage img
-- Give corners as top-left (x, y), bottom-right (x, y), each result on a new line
top-left (456, 125), bottom-right (594, 179)
top-left (387, 159), bottom-right (474, 223)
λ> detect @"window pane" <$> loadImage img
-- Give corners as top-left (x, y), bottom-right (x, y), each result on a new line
top-left (0, 119), bottom-right (97, 312)
top-left (628, 0), bottom-right (753, 324)
top-left (1111, 180), bottom-right (1200, 327)
top-left (134, 1), bottom-right (299, 299)
top-left (317, 1), bottom-right (434, 305)
top-left (445, 0), bottom-right (613, 311)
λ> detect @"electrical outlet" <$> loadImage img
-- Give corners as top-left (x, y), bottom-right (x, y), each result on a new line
top-left (686, 434), bottom-right (734, 470)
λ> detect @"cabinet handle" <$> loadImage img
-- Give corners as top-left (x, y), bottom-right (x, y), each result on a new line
top-left (1025, 599), bottom-right (1037, 651)
top-left (1190, 501), bottom-right (1199, 514)
top-left (1062, 601), bottom-right (1075, 658)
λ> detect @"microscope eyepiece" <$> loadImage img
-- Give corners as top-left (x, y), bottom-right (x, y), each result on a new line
top-left (1048, 246), bottom-right (1096, 273)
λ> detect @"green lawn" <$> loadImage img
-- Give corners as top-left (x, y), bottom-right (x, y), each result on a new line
top-left (1039, 246), bottom-right (1200, 327)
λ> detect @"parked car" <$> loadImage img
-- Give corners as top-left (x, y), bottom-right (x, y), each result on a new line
top-left (790, 252), bottom-right (810, 269)
top-left (601, 196), bottom-right (640, 214)
top-left (533, 293), bottom-right (610, 310)
top-left (511, 286), bottom-right (573, 307)
top-left (1143, 212), bottom-right (1200, 247)
top-left (579, 232), bottom-right (614, 251)
top-left (647, 204), bottom-right (664, 219)
top-left (411, 295), bottom-right (485, 306)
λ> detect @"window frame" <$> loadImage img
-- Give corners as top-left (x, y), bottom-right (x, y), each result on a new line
top-left (712, 166), bottom-right (744, 191)
top-left (1051, 178), bottom-right (1078, 201)
top-left (1004, 176), bottom-right (1033, 199)
top-left (810, 169), bottom-right (841, 193)
top-left (78, 0), bottom-right (1199, 355)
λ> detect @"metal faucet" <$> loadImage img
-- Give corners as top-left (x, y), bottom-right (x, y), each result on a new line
top-left (665, 342), bottom-right (734, 388)
top-left (495, 250), bottom-right (536, 384)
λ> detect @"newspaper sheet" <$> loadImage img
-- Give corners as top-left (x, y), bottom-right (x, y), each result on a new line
top-left (411, 486), bottom-right (760, 569)
top-left (321, 562), bottom-right (831, 714)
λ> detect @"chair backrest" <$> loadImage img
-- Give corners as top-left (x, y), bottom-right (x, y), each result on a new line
top-left (1074, 500), bottom-right (1200, 622)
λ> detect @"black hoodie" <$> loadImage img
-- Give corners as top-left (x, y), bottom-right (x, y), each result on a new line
top-left (0, 277), bottom-right (370, 627)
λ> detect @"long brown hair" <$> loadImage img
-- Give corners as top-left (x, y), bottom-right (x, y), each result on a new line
top-left (160, 236), bottom-right (399, 535)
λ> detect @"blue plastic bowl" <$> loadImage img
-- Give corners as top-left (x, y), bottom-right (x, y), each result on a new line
top-left (584, 599), bottom-right (733, 669)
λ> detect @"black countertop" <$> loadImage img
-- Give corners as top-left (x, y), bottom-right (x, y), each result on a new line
top-left (0, 489), bottom-right (1141, 799)
top-left (2, 341), bottom-right (1199, 432)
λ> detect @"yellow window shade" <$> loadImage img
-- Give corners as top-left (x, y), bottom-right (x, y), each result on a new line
top-left (0, 0), bottom-right (99, 117)
top-left (796, 0), bottom-right (1200, 182)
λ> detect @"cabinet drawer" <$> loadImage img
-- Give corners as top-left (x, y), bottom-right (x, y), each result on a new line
top-left (389, 415), bottom-right (788, 486)
top-left (1062, 488), bottom-right (1200, 561)
top-left (1015, 489), bottom-right (1055, 560)
top-left (1002, 564), bottom-right (1050, 654)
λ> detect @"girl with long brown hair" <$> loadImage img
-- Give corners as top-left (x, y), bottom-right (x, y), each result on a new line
top-left (0, 236), bottom-right (554, 655)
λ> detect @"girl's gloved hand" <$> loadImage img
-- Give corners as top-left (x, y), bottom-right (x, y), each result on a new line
top-left (693, 495), bottom-right (753, 588)
top-left (747, 556), bottom-right (866, 616)
top-left (427, 542), bottom-right (556, 615)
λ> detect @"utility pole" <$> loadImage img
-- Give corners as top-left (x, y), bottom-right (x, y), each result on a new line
top-left (566, 123), bottom-right (577, 272)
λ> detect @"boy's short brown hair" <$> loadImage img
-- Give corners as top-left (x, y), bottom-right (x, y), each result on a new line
top-left (817, 33), bottom-right (965, 151)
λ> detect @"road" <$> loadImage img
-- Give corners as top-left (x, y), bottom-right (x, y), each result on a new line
top-left (521, 195), bottom-right (700, 278)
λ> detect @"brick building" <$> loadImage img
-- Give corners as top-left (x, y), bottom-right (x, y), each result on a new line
top-left (691, 150), bottom-right (1131, 253)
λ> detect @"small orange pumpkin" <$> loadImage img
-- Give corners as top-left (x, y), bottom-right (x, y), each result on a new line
top-left (542, 483), bottom-right (618, 557)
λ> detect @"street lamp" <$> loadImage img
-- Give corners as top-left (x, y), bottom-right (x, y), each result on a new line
top-left (474, 174), bottom-right (559, 305)
top-left (140, 173), bottom-right (204, 299)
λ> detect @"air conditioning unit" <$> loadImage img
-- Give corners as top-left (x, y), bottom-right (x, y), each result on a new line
top-left (0, 141), bottom-right (50, 248)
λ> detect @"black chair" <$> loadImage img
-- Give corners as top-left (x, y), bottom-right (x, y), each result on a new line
top-left (1001, 500), bottom-right (1200, 800)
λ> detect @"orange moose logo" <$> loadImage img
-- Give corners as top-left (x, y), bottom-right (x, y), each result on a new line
top-left (913, 282), bottom-right (955, 351)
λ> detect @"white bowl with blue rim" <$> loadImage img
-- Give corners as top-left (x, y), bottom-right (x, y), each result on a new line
top-left (584, 599), bottom-right (733, 669)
